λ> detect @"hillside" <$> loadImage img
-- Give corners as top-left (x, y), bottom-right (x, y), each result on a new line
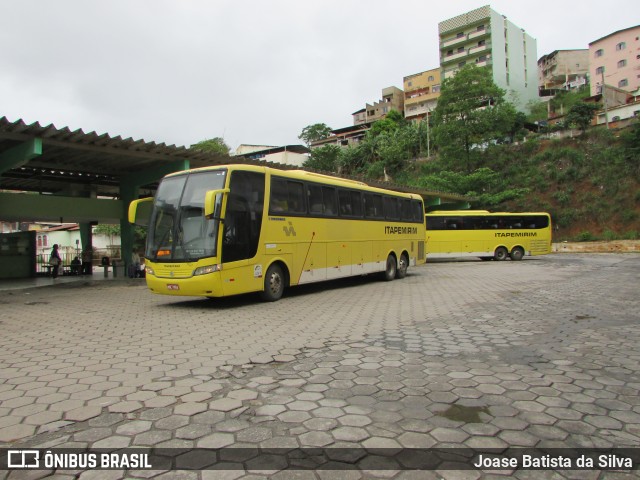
top-left (403, 125), bottom-right (640, 242)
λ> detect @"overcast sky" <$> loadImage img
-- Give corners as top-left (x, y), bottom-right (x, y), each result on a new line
top-left (0, 1), bottom-right (636, 151)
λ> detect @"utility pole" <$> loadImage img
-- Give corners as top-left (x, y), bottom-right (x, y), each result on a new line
top-left (601, 70), bottom-right (610, 129)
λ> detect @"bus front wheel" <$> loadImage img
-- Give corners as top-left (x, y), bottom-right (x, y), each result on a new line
top-left (261, 264), bottom-right (285, 301)
top-left (510, 247), bottom-right (524, 261)
top-left (494, 247), bottom-right (508, 261)
top-left (396, 253), bottom-right (409, 279)
top-left (384, 255), bottom-right (397, 281)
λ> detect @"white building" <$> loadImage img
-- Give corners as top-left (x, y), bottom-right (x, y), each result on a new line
top-left (438, 6), bottom-right (538, 111)
top-left (232, 145), bottom-right (310, 167)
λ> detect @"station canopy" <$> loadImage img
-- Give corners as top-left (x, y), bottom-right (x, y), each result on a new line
top-left (0, 115), bottom-right (470, 219)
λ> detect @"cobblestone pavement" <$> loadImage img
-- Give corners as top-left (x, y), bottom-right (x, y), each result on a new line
top-left (1, 253), bottom-right (639, 479)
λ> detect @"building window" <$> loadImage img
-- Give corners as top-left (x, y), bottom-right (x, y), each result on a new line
top-left (407, 81), bottom-right (412, 87)
top-left (458, 61), bottom-right (466, 68)
top-left (457, 47), bottom-right (464, 53)
top-left (477, 24), bottom-right (485, 31)
top-left (477, 55), bottom-right (487, 63)
top-left (428, 75), bottom-right (434, 81)
top-left (596, 66), bottom-right (604, 75)
top-left (618, 59), bottom-right (627, 68)
top-left (478, 40), bottom-right (485, 47)
top-left (595, 49), bottom-right (604, 57)
top-left (447, 49), bottom-right (453, 56)
top-left (618, 79), bottom-right (628, 88)
top-left (616, 42), bottom-right (626, 51)
top-left (456, 32), bottom-right (464, 38)
top-left (433, 85), bottom-right (440, 93)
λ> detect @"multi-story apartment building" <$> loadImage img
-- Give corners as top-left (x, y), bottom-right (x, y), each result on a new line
top-left (438, 6), bottom-right (538, 111)
top-left (353, 86), bottom-right (404, 126)
top-left (538, 49), bottom-right (589, 93)
top-left (589, 25), bottom-right (640, 96)
top-left (403, 68), bottom-right (441, 122)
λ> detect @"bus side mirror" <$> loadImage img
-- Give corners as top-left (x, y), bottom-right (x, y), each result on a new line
top-left (204, 188), bottom-right (230, 220)
top-left (128, 198), bottom-right (153, 226)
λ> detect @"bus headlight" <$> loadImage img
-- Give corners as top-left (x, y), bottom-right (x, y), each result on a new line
top-left (193, 264), bottom-right (221, 276)
top-left (145, 266), bottom-right (155, 276)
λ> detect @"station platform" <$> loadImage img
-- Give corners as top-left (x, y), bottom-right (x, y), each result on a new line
top-left (0, 268), bottom-right (139, 292)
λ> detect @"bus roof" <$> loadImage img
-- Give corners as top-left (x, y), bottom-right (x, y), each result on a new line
top-left (427, 210), bottom-right (550, 216)
top-left (166, 164), bottom-right (425, 200)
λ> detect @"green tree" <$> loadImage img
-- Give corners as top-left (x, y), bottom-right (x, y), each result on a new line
top-left (566, 102), bottom-right (599, 133)
top-left (303, 145), bottom-right (340, 172)
top-left (415, 167), bottom-right (528, 207)
top-left (191, 137), bottom-right (231, 155)
top-left (526, 99), bottom-right (548, 123)
top-left (432, 65), bottom-right (517, 172)
top-left (298, 123), bottom-right (332, 146)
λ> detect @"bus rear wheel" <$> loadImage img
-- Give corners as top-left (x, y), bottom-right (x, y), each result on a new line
top-left (261, 264), bottom-right (285, 301)
top-left (396, 253), bottom-right (409, 279)
top-left (384, 255), bottom-right (397, 281)
top-left (510, 247), bottom-right (524, 261)
top-left (494, 247), bottom-right (508, 261)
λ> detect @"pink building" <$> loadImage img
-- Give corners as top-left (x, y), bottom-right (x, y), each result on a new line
top-left (589, 25), bottom-right (640, 96)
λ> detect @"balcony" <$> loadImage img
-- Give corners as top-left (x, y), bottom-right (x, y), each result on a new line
top-left (468, 28), bottom-right (490, 40)
top-left (441, 35), bottom-right (467, 48)
top-left (442, 50), bottom-right (468, 63)
top-left (468, 44), bottom-right (488, 55)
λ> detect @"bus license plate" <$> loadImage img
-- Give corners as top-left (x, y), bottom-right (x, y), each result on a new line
top-left (167, 284), bottom-right (180, 290)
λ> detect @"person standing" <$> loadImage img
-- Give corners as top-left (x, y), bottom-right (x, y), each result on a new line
top-left (49, 244), bottom-right (62, 278)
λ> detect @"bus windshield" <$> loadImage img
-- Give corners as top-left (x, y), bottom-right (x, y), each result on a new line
top-left (147, 169), bottom-right (227, 262)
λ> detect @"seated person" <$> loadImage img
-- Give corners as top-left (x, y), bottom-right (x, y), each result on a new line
top-left (70, 256), bottom-right (82, 275)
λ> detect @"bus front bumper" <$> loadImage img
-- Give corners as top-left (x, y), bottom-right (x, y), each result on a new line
top-left (146, 272), bottom-right (224, 297)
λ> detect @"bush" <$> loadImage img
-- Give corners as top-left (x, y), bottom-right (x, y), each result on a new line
top-left (577, 231), bottom-right (595, 242)
top-left (553, 191), bottom-right (571, 205)
top-left (602, 229), bottom-right (617, 241)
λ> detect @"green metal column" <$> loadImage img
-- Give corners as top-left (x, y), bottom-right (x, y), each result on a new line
top-left (79, 222), bottom-right (93, 273)
top-left (119, 182), bottom-right (138, 276)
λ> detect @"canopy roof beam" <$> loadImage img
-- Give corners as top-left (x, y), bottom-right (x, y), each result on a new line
top-left (0, 138), bottom-right (42, 174)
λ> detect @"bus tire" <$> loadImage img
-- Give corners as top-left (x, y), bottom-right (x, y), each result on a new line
top-left (396, 253), bottom-right (409, 279)
top-left (510, 247), bottom-right (524, 261)
top-left (261, 264), bottom-right (285, 301)
top-left (494, 247), bottom-right (508, 261)
top-left (384, 255), bottom-right (397, 281)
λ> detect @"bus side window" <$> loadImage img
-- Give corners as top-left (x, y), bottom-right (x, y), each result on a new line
top-left (308, 184), bottom-right (323, 215)
top-left (350, 191), bottom-right (363, 217)
top-left (287, 181), bottom-right (305, 214)
top-left (270, 178), bottom-right (288, 214)
top-left (338, 189), bottom-right (354, 216)
top-left (364, 193), bottom-right (375, 218)
top-left (322, 187), bottom-right (337, 215)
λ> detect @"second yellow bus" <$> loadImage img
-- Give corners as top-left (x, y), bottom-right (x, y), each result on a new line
top-left (425, 210), bottom-right (552, 261)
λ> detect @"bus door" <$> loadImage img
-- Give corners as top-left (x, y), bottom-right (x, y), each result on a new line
top-left (220, 171), bottom-right (265, 296)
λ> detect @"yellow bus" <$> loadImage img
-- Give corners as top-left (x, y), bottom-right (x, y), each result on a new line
top-left (425, 210), bottom-right (552, 261)
top-left (129, 164), bottom-right (426, 301)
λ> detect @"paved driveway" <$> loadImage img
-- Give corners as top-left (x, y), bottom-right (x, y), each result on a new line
top-left (1, 253), bottom-right (639, 479)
